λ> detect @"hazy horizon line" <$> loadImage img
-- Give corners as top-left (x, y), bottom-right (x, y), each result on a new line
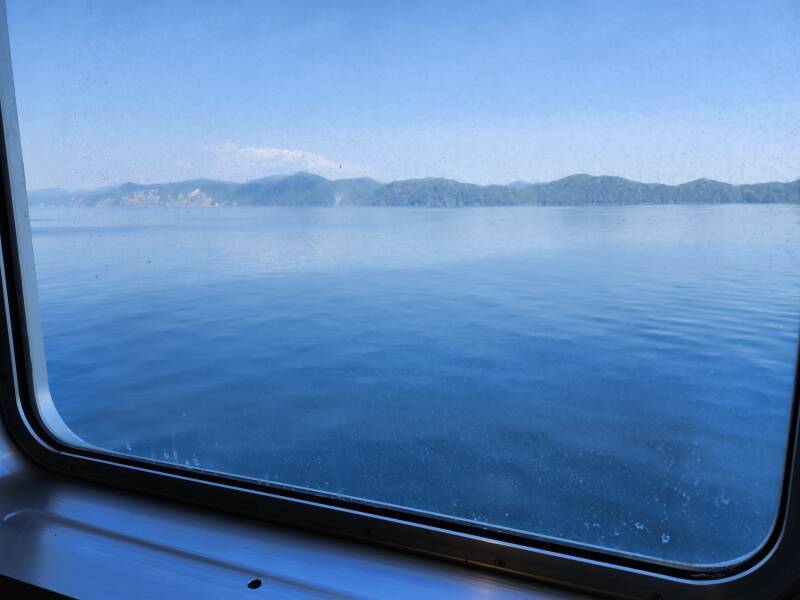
top-left (28, 171), bottom-right (800, 194)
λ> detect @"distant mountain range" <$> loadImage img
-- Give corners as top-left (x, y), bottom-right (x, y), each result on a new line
top-left (27, 172), bottom-right (800, 208)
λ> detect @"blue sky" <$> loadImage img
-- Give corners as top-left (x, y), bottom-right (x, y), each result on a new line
top-left (6, 0), bottom-right (800, 189)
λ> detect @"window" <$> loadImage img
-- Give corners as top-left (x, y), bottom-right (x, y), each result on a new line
top-left (2, 1), bottom-right (799, 597)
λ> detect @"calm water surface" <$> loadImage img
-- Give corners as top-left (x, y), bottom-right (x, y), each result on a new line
top-left (29, 205), bottom-right (800, 565)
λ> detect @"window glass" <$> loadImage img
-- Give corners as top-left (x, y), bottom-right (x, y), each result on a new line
top-left (7, 0), bottom-right (800, 566)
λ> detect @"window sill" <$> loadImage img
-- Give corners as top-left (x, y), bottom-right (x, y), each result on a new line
top-left (0, 431), bottom-right (583, 599)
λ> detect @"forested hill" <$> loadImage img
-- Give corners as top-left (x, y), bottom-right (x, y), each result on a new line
top-left (28, 172), bottom-right (800, 207)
